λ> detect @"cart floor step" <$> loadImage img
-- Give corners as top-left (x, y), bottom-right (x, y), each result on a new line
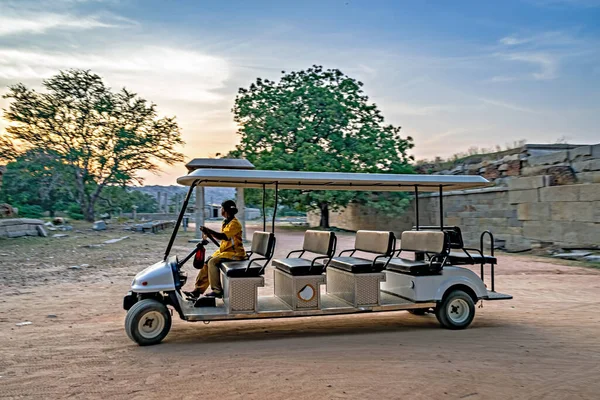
top-left (485, 291), bottom-right (513, 300)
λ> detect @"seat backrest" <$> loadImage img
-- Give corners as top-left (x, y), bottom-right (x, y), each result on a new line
top-left (355, 230), bottom-right (395, 255)
top-left (302, 230), bottom-right (335, 256)
top-left (401, 231), bottom-right (448, 254)
top-left (251, 231), bottom-right (276, 258)
top-left (412, 225), bottom-right (464, 249)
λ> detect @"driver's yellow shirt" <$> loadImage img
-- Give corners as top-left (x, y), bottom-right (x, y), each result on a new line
top-left (212, 217), bottom-right (246, 260)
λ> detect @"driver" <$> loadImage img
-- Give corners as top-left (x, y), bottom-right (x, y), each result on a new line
top-left (185, 200), bottom-right (246, 299)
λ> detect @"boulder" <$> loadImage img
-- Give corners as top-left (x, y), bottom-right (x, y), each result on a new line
top-left (36, 225), bottom-right (48, 237)
top-left (93, 220), bottom-right (107, 231)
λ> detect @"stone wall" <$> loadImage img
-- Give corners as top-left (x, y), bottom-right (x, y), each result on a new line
top-left (312, 181), bottom-right (599, 251)
top-left (309, 143), bottom-right (600, 251)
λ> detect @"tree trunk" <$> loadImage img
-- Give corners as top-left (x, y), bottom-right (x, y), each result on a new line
top-left (319, 201), bottom-right (329, 229)
top-left (83, 203), bottom-right (95, 222)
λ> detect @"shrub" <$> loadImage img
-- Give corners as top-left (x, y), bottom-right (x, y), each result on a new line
top-left (15, 204), bottom-right (44, 218)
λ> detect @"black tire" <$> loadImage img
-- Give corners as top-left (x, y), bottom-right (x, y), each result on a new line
top-left (435, 290), bottom-right (476, 330)
top-left (408, 308), bottom-right (429, 315)
top-left (125, 299), bottom-right (172, 346)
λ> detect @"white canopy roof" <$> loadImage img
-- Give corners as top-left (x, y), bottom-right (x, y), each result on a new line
top-left (177, 169), bottom-right (491, 192)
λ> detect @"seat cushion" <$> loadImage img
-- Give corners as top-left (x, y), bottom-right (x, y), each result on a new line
top-left (303, 231), bottom-right (334, 256)
top-left (355, 230), bottom-right (394, 255)
top-left (449, 251), bottom-right (497, 265)
top-left (272, 258), bottom-right (325, 276)
top-left (401, 230), bottom-right (447, 254)
top-left (329, 257), bottom-right (386, 273)
top-left (220, 260), bottom-right (264, 277)
top-left (386, 258), bottom-right (441, 276)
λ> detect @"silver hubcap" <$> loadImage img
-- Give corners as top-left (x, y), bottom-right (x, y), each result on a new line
top-left (447, 298), bottom-right (470, 324)
top-left (138, 311), bottom-right (165, 339)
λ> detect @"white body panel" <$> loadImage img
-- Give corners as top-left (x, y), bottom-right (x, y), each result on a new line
top-left (381, 267), bottom-right (487, 302)
top-left (130, 257), bottom-right (176, 293)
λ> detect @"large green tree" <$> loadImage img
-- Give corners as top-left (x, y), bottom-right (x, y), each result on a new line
top-left (1, 69), bottom-right (184, 221)
top-left (0, 150), bottom-right (74, 217)
top-left (230, 65), bottom-right (414, 227)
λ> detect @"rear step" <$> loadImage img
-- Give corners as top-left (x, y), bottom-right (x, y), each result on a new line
top-left (484, 291), bottom-right (513, 301)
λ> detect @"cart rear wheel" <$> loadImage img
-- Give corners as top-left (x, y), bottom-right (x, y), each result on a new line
top-left (125, 299), bottom-right (172, 346)
top-left (435, 290), bottom-right (475, 330)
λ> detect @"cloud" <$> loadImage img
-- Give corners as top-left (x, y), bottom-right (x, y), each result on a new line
top-left (478, 97), bottom-right (538, 113)
top-left (499, 36), bottom-right (531, 46)
top-left (0, 12), bottom-right (136, 36)
top-left (0, 47), bottom-right (230, 103)
top-left (489, 75), bottom-right (518, 82)
top-left (498, 31), bottom-right (578, 49)
top-left (503, 52), bottom-right (557, 80)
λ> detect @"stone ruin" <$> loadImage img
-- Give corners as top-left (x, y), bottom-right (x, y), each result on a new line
top-left (415, 143), bottom-right (600, 186)
top-left (0, 218), bottom-right (47, 238)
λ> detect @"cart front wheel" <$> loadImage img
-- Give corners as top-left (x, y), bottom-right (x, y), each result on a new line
top-left (125, 299), bottom-right (172, 346)
top-left (435, 290), bottom-right (475, 330)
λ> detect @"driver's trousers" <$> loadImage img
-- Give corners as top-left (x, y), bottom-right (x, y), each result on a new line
top-left (194, 256), bottom-right (230, 294)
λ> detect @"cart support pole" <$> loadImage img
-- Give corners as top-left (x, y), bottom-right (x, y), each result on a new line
top-left (414, 185), bottom-right (419, 230)
top-left (236, 187), bottom-right (246, 241)
top-left (272, 182), bottom-right (279, 233)
top-left (165, 181), bottom-right (198, 260)
top-left (439, 185), bottom-right (444, 230)
top-left (195, 185), bottom-right (204, 240)
top-left (262, 184), bottom-right (266, 232)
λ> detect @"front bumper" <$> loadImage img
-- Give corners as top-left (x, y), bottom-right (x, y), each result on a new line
top-left (123, 291), bottom-right (137, 310)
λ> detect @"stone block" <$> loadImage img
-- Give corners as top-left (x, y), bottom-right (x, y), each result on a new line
top-left (483, 165), bottom-right (501, 180)
top-left (507, 176), bottom-right (550, 190)
top-left (546, 166), bottom-right (576, 185)
top-left (539, 185), bottom-right (578, 202)
top-left (521, 165), bottom-right (548, 176)
top-left (576, 172), bottom-right (600, 184)
top-left (506, 209), bottom-right (518, 219)
top-left (93, 220), bottom-right (107, 231)
top-left (509, 189), bottom-right (539, 204)
top-left (571, 159), bottom-right (600, 173)
top-left (7, 231), bottom-right (27, 238)
top-left (506, 226), bottom-right (524, 235)
top-left (517, 203), bottom-right (551, 221)
top-left (595, 202), bottom-right (600, 223)
top-left (508, 218), bottom-right (523, 227)
top-left (36, 225), bottom-right (48, 237)
top-left (550, 202), bottom-right (594, 222)
top-left (557, 222), bottom-right (600, 246)
top-left (445, 216), bottom-right (461, 226)
top-left (485, 209), bottom-right (511, 218)
top-left (505, 236), bottom-right (532, 252)
top-left (579, 184), bottom-right (600, 201)
top-left (523, 221), bottom-right (561, 242)
top-left (505, 160), bottom-right (522, 176)
top-left (527, 151), bottom-right (568, 166)
top-left (569, 145), bottom-right (592, 160)
top-left (477, 217), bottom-right (508, 230)
top-left (592, 143), bottom-right (600, 158)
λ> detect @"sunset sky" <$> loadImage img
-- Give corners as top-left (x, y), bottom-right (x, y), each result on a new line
top-left (1, 0), bottom-right (599, 185)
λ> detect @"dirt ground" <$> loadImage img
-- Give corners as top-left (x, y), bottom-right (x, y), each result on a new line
top-left (1, 221), bottom-right (600, 400)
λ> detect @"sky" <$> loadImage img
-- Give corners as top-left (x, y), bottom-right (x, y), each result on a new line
top-left (0, 0), bottom-right (599, 185)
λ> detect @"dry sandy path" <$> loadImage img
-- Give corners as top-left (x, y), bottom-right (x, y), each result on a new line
top-left (1, 224), bottom-right (599, 399)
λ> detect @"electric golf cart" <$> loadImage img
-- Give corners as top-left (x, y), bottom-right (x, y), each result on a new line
top-left (123, 169), bottom-right (512, 345)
